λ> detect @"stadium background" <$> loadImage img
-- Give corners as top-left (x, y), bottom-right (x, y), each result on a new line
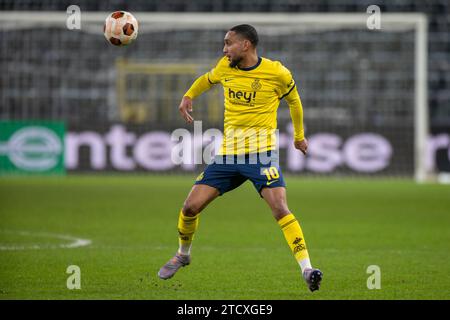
top-left (0, 0), bottom-right (450, 300)
top-left (1, 0), bottom-right (449, 177)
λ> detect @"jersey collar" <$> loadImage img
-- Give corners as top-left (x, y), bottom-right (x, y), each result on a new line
top-left (238, 56), bottom-right (262, 71)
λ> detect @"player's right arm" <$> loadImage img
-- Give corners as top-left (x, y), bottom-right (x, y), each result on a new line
top-left (179, 74), bottom-right (214, 123)
top-left (179, 57), bottom-right (226, 124)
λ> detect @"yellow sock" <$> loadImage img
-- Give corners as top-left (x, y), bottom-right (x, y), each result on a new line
top-left (278, 213), bottom-right (312, 273)
top-left (177, 209), bottom-right (199, 255)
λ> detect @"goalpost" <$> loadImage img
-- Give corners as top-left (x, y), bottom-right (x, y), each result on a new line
top-left (0, 12), bottom-right (428, 181)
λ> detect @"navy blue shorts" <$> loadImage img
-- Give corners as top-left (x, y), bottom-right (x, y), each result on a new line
top-left (194, 152), bottom-right (286, 197)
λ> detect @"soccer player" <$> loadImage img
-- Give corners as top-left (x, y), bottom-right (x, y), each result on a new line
top-left (158, 24), bottom-right (323, 292)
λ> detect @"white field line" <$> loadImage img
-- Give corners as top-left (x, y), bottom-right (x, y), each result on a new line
top-left (0, 230), bottom-right (92, 251)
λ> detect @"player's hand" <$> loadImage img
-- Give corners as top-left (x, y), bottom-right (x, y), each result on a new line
top-left (179, 96), bottom-right (194, 124)
top-left (294, 138), bottom-right (308, 155)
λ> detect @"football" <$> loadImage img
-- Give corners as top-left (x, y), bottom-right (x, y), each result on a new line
top-left (104, 11), bottom-right (138, 46)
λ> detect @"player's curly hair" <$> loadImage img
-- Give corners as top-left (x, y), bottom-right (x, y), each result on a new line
top-left (229, 24), bottom-right (259, 47)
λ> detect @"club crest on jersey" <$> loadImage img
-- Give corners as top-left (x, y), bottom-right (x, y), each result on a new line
top-left (251, 79), bottom-right (262, 91)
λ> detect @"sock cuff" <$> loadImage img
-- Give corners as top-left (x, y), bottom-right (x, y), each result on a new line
top-left (277, 213), bottom-right (297, 229)
top-left (180, 209), bottom-right (199, 221)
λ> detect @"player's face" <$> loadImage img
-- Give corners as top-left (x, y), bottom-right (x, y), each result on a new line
top-left (223, 31), bottom-right (247, 68)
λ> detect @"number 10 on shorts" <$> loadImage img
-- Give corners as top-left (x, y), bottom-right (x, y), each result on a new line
top-left (262, 167), bottom-right (279, 180)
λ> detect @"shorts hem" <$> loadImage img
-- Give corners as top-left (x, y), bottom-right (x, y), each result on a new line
top-left (257, 183), bottom-right (286, 198)
top-left (194, 181), bottom-right (224, 196)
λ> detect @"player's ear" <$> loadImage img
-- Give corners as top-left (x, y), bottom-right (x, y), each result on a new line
top-left (242, 39), bottom-right (251, 51)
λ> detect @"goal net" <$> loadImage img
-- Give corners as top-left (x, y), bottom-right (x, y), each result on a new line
top-left (0, 12), bottom-right (428, 180)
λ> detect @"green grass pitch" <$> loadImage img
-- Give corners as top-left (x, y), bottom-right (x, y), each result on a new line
top-left (0, 175), bottom-right (449, 299)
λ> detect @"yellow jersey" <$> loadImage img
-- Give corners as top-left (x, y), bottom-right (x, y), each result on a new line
top-left (185, 56), bottom-right (304, 155)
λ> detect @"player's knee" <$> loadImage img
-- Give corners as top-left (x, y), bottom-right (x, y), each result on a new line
top-left (182, 201), bottom-right (201, 217)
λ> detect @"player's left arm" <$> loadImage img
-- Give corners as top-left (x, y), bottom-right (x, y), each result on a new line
top-left (278, 66), bottom-right (308, 155)
top-left (286, 89), bottom-right (308, 155)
